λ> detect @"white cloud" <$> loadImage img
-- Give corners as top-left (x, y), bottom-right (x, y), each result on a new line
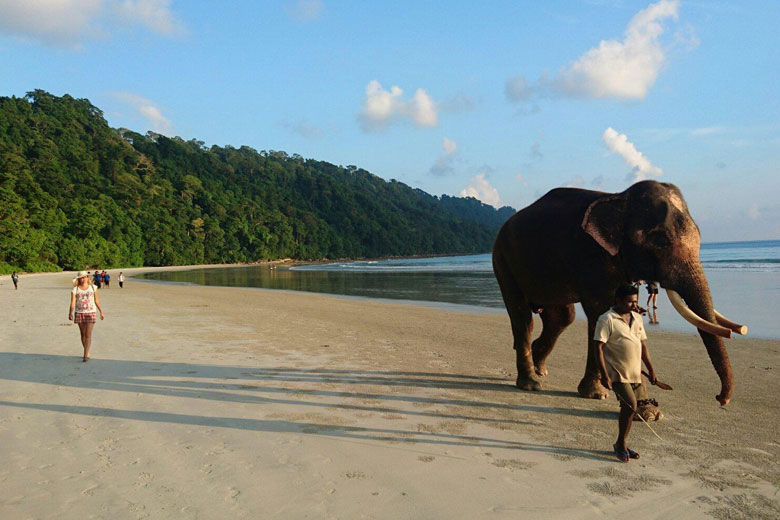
top-left (114, 0), bottom-right (185, 36)
top-left (112, 92), bottom-right (173, 135)
top-left (602, 127), bottom-right (663, 182)
top-left (459, 173), bottom-right (502, 208)
top-left (507, 0), bottom-right (681, 102)
top-left (0, 0), bottom-right (104, 48)
top-left (286, 0), bottom-right (324, 22)
top-left (430, 137), bottom-right (458, 176)
top-left (409, 88), bottom-right (438, 127)
top-left (0, 0), bottom-right (185, 48)
top-left (359, 80), bottom-right (439, 131)
top-left (559, 0), bottom-right (679, 99)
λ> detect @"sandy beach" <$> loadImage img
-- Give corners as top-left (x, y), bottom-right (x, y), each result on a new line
top-left (1, 268), bottom-right (778, 519)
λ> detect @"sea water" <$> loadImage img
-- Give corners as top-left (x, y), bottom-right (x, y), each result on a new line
top-left (139, 240), bottom-right (780, 339)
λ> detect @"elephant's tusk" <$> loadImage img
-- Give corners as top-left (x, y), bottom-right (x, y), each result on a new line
top-left (714, 310), bottom-right (748, 336)
top-left (666, 290), bottom-right (732, 339)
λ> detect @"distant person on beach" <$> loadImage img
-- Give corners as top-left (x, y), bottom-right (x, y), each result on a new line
top-left (646, 281), bottom-right (659, 324)
top-left (104, 271), bottom-right (110, 288)
top-left (69, 271), bottom-right (105, 362)
top-left (118, 272), bottom-right (125, 288)
top-left (646, 281), bottom-right (659, 309)
top-left (11, 271), bottom-right (19, 290)
top-left (93, 270), bottom-right (102, 289)
top-left (594, 283), bottom-right (659, 463)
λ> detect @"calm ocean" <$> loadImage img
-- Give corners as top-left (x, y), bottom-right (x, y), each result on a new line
top-left (139, 240), bottom-right (780, 339)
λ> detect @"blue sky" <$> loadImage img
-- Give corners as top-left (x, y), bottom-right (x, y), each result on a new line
top-left (1, 0), bottom-right (778, 241)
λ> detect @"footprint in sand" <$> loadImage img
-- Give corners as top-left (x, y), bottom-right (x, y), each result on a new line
top-left (226, 487), bottom-right (241, 501)
top-left (82, 484), bottom-right (99, 496)
top-left (418, 456), bottom-right (435, 463)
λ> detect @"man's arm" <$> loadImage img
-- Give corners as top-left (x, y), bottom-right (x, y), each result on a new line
top-left (641, 339), bottom-right (657, 384)
top-left (594, 341), bottom-right (612, 390)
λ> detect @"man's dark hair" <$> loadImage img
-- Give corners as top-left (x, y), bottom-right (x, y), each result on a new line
top-left (615, 283), bottom-right (639, 301)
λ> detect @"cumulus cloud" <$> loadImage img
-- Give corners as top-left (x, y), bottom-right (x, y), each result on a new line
top-left (286, 0), bottom-right (324, 22)
top-left (0, 0), bottom-right (185, 48)
top-left (602, 127), bottom-right (663, 182)
top-left (506, 0), bottom-right (681, 102)
top-left (459, 173), bottom-right (502, 208)
top-left (359, 80), bottom-right (438, 131)
top-left (112, 92), bottom-right (173, 135)
top-left (430, 137), bottom-right (458, 176)
top-left (559, 0), bottom-right (678, 99)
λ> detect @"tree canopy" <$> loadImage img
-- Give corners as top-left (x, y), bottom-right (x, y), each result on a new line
top-left (0, 91), bottom-right (516, 272)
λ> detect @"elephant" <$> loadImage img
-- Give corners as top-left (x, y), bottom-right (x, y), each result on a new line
top-left (492, 180), bottom-right (745, 418)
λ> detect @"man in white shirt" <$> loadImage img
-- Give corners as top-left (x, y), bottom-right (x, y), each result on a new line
top-left (595, 284), bottom-right (658, 462)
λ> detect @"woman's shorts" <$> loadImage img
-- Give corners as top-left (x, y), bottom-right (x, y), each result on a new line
top-left (74, 312), bottom-right (97, 324)
top-left (647, 287), bottom-right (658, 294)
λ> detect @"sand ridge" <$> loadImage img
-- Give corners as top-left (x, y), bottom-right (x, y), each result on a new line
top-left (1, 268), bottom-right (778, 519)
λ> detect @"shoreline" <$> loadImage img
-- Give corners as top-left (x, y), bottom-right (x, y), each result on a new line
top-left (1, 270), bottom-right (778, 518)
top-left (130, 264), bottom-right (779, 341)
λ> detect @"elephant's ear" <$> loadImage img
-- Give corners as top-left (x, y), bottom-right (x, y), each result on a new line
top-left (581, 195), bottom-right (627, 256)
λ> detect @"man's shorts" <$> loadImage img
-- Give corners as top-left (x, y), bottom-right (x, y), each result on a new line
top-left (613, 382), bottom-right (642, 410)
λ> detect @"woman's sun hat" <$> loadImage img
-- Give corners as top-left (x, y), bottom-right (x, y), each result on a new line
top-left (72, 270), bottom-right (89, 286)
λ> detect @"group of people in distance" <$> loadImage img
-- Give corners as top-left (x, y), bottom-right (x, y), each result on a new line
top-left (67, 270), bottom-right (125, 362)
top-left (89, 269), bottom-right (124, 289)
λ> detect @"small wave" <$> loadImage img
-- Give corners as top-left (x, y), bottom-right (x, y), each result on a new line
top-left (706, 259), bottom-right (780, 264)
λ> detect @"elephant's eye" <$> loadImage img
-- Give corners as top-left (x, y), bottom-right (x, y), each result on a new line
top-left (648, 230), bottom-right (671, 249)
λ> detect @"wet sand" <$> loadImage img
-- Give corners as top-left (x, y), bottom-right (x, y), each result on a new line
top-left (1, 267), bottom-right (778, 519)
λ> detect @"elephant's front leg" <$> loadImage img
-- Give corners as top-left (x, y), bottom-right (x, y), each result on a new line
top-left (532, 304), bottom-right (576, 378)
top-left (635, 382), bottom-right (664, 421)
top-left (577, 312), bottom-right (610, 399)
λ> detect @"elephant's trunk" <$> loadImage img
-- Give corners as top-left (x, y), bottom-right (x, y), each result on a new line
top-left (669, 262), bottom-right (733, 406)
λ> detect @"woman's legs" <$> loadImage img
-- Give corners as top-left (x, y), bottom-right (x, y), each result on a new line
top-left (78, 322), bottom-right (94, 360)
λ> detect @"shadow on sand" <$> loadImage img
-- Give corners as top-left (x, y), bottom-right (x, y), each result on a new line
top-left (0, 352), bottom-right (614, 461)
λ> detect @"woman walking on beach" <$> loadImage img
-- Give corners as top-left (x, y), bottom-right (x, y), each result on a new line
top-left (68, 271), bottom-right (105, 362)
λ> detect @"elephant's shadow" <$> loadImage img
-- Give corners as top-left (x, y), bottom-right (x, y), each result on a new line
top-left (0, 352), bottom-right (615, 462)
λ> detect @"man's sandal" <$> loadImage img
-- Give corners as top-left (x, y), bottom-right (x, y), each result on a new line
top-left (613, 444), bottom-right (630, 463)
top-left (627, 448), bottom-right (640, 459)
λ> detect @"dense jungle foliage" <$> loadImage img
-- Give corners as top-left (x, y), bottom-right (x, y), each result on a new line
top-left (0, 90), bottom-right (515, 273)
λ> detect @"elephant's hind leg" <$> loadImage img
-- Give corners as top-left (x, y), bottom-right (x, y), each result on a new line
top-left (532, 304), bottom-right (576, 378)
top-left (508, 305), bottom-right (540, 391)
top-left (493, 250), bottom-right (540, 391)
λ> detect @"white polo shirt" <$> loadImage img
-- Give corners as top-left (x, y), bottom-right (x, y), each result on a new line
top-left (593, 308), bottom-right (647, 384)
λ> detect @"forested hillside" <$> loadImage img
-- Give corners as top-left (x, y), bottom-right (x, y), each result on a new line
top-left (0, 91), bottom-right (515, 272)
